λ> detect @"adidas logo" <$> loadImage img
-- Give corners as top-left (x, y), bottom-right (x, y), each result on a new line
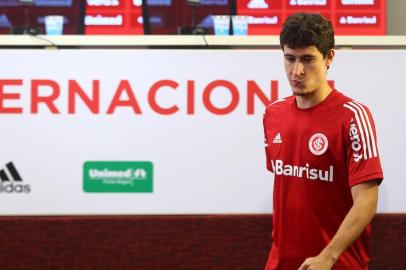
top-left (0, 162), bottom-right (30, 193)
top-left (273, 133), bottom-right (282, 144)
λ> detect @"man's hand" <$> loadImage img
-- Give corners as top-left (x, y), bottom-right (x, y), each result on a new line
top-left (298, 253), bottom-right (335, 270)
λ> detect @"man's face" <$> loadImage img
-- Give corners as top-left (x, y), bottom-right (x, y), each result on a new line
top-left (283, 45), bottom-right (333, 96)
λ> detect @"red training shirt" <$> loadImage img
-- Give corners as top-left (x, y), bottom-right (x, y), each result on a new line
top-left (263, 89), bottom-right (383, 270)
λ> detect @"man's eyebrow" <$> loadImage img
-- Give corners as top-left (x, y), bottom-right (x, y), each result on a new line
top-left (300, 54), bottom-right (316, 58)
top-left (284, 53), bottom-right (317, 58)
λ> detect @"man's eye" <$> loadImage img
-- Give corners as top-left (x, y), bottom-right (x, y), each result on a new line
top-left (285, 57), bottom-right (295, 62)
top-left (303, 58), bottom-right (315, 63)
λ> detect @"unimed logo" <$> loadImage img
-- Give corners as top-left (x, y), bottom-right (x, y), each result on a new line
top-left (0, 162), bottom-right (31, 193)
top-left (83, 161), bottom-right (153, 192)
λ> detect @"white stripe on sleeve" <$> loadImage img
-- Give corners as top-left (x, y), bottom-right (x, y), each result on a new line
top-left (343, 104), bottom-right (368, 159)
top-left (353, 101), bottom-right (378, 157)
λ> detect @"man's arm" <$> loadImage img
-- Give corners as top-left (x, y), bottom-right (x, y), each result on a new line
top-left (298, 180), bottom-right (379, 270)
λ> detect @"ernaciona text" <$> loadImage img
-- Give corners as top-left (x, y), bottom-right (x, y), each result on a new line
top-left (0, 79), bottom-right (278, 115)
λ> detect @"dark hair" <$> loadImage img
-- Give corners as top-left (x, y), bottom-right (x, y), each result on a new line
top-left (280, 13), bottom-right (335, 58)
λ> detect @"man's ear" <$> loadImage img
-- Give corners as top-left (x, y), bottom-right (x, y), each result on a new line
top-left (326, 49), bottom-right (335, 69)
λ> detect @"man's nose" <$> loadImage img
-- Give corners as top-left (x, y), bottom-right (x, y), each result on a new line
top-left (292, 61), bottom-right (304, 76)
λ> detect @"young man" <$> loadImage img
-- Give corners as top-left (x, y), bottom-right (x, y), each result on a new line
top-left (263, 13), bottom-right (383, 270)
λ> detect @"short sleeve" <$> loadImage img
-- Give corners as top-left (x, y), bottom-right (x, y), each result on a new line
top-left (343, 102), bottom-right (384, 187)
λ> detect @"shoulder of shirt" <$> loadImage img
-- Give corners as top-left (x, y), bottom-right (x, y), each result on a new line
top-left (264, 96), bottom-right (294, 115)
top-left (328, 90), bottom-right (373, 123)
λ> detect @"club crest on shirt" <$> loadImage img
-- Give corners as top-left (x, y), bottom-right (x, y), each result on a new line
top-left (309, 133), bottom-right (329, 156)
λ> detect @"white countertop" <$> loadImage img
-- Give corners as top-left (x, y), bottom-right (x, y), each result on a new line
top-left (1, 35), bottom-right (406, 48)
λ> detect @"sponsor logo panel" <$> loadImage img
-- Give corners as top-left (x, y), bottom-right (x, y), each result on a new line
top-left (0, 162), bottom-right (31, 193)
top-left (83, 161), bottom-right (153, 193)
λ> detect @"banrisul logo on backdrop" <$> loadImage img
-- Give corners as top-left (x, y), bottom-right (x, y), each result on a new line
top-left (0, 162), bottom-right (31, 193)
top-left (83, 161), bottom-right (153, 193)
